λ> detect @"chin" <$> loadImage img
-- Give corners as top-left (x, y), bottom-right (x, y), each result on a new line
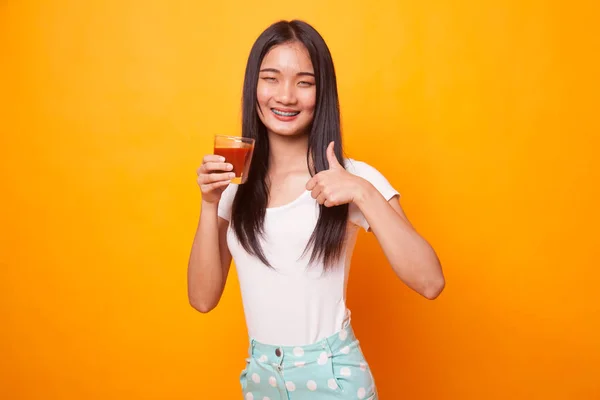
top-left (265, 121), bottom-right (312, 137)
top-left (269, 128), bottom-right (308, 137)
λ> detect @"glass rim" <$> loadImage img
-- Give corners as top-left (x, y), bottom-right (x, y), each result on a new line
top-left (214, 134), bottom-right (255, 143)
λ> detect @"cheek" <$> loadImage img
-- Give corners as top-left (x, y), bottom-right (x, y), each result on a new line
top-left (300, 90), bottom-right (316, 113)
top-left (256, 83), bottom-right (270, 105)
top-left (257, 81), bottom-right (280, 99)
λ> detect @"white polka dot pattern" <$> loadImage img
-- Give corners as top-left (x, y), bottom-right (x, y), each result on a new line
top-left (358, 387), bottom-right (366, 399)
top-left (327, 378), bottom-right (338, 390)
top-left (293, 347), bottom-right (304, 357)
top-left (240, 325), bottom-right (376, 397)
top-left (268, 376), bottom-right (277, 387)
top-left (317, 351), bottom-right (328, 365)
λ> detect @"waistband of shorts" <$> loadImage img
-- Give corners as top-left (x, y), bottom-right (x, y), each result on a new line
top-left (247, 321), bottom-right (358, 359)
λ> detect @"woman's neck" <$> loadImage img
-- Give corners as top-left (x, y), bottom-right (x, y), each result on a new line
top-left (267, 131), bottom-right (310, 174)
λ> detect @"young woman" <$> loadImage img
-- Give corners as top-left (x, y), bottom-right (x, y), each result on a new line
top-left (188, 19), bottom-right (445, 400)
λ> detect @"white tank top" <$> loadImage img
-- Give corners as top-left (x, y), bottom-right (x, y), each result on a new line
top-left (217, 159), bottom-right (399, 346)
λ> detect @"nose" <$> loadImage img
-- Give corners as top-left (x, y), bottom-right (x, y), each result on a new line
top-left (274, 80), bottom-right (297, 105)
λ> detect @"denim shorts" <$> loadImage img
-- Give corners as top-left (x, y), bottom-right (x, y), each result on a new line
top-left (239, 323), bottom-right (378, 399)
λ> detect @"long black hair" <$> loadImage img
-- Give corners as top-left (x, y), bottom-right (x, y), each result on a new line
top-left (231, 20), bottom-right (348, 270)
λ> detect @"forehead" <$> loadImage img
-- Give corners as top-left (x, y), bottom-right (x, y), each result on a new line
top-left (260, 41), bottom-right (314, 72)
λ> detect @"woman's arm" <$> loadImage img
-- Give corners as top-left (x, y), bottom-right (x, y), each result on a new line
top-left (187, 155), bottom-right (235, 312)
top-left (306, 141), bottom-right (445, 300)
top-left (187, 204), bottom-right (233, 312)
top-left (354, 184), bottom-right (445, 299)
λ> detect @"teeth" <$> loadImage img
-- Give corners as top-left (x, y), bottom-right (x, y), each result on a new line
top-left (272, 109), bottom-right (299, 117)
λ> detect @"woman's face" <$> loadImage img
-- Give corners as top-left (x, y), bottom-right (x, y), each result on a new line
top-left (256, 41), bottom-right (316, 137)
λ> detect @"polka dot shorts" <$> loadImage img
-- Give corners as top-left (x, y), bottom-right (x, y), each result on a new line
top-left (239, 324), bottom-right (377, 399)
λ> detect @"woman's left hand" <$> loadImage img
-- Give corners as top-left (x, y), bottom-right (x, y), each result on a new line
top-left (306, 141), bottom-right (366, 207)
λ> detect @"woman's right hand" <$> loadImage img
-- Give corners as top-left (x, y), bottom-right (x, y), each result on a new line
top-left (196, 155), bottom-right (235, 204)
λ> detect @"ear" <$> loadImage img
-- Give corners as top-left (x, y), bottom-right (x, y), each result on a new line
top-left (326, 141), bottom-right (342, 170)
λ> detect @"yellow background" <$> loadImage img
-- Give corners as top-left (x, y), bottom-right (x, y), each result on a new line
top-left (2, 0), bottom-right (599, 399)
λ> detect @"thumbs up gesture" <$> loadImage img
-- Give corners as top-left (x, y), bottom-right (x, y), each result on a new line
top-left (306, 141), bottom-right (365, 207)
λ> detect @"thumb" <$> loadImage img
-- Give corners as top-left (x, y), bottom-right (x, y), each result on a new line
top-left (326, 141), bottom-right (342, 169)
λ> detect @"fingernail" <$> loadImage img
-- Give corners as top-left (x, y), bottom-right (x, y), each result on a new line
top-left (227, 164), bottom-right (233, 170)
top-left (229, 173), bottom-right (235, 179)
top-left (220, 156), bottom-right (226, 162)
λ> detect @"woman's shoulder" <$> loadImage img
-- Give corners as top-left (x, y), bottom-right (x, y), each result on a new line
top-left (343, 158), bottom-right (384, 178)
top-left (222, 182), bottom-right (239, 197)
top-left (343, 157), bottom-right (400, 199)
top-left (217, 184), bottom-right (239, 221)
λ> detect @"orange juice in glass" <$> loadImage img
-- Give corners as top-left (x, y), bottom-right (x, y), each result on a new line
top-left (213, 135), bottom-right (255, 184)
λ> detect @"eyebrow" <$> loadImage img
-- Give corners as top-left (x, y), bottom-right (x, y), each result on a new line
top-left (259, 68), bottom-right (315, 77)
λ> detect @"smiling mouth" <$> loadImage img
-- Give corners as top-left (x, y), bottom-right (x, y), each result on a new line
top-left (271, 108), bottom-right (300, 117)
